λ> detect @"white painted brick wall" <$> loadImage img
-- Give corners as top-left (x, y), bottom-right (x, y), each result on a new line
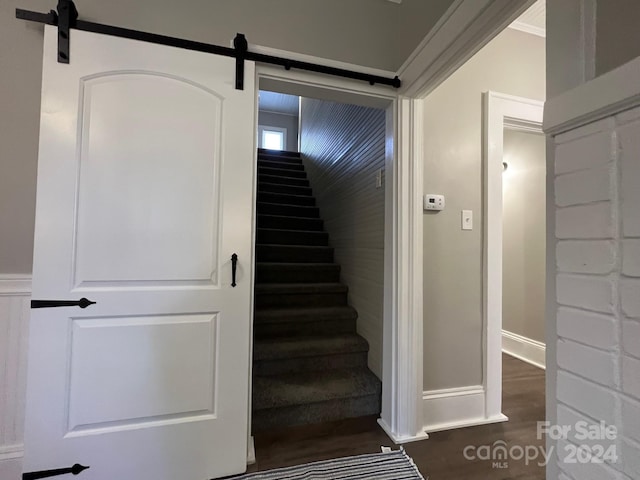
top-left (556, 240), bottom-right (616, 274)
top-left (555, 203), bottom-right (614, 239)
top-left (552, 106), bottom-right (640, 479)
top-left (622, 320), bottom-right (640, 357)
top-left (556, 274), bottom-right (613, 313)
top-left (622, 239), bottom-right (640, 276)
top-left (555, 166), bottom-right (612, 207)
top-left (557, 339), bottom-right (616, 387)
top-left (556, 371), bottom-right (617, 424)
top-left (557, 307), bottom-right (617, 349)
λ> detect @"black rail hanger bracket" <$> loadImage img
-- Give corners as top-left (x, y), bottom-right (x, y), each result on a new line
top-left (56, 0), bottom-right (77, 63)
top-left (15, 1), bottom-right (401, 90)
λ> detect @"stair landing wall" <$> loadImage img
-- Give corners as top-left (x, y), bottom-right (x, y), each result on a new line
top-left (299, 98), bottom-right (386, 379)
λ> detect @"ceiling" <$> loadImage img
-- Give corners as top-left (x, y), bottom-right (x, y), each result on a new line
top-left (510, 0), bottom-right (545, 37)
top-left (258, 91), bottom-right (300, 116)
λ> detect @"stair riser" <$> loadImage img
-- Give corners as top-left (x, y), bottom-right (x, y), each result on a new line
top-left (258, 216), bottom-right (323, 231)
top-left (257, 230), bottom-right (328, 246)
top-left (256, 246), bottom-right (333, 263)
top-left (258, 167), bottom-right (307, 178)
top-left (257, 203), bottom-right (320, 218)
top-left (259, 175), bottom-right (309, 187)
top-left (254, 352), bottom-right (368, 376)
top-left (256, 266), bottom-right (340, 283)
top-left (258, 161), bottom-right (304, 172)
top-left (260, 183), bottom-right (312, 196)
top-left (255, 292), bottom-right (347, 308)
top-left (251, 394), bottom-right (381, 432)
top-left (258, 192), bottom-right (315, 206)
top-left (253, 319), bottom-right (357, 339)
top-left (258, 154), bottom-right (302, 164)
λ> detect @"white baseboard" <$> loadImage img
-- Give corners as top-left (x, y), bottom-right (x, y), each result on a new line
top-left (502, 330), bottom-right (546, 369)
top-left (247, 436), bottom-right (256, 465)
top-left (376, 418), bottom-right (429, 445)
top-left (422, 386), bottom-right (508, 433)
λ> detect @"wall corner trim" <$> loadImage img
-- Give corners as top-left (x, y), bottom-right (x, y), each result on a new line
top-left (397, 0), bottom-right (534, 97)
top-left (544, 54), bottom-right (640, 135)
top-left (0, 274), bottom-right (33, 296)
top-left (502, 330), bottom-right (546, 369)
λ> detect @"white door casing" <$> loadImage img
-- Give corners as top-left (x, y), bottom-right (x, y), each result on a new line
top-left (483, 91), bottom-right (544, 420)
top-left (24, 26), bottom-right (255, 480)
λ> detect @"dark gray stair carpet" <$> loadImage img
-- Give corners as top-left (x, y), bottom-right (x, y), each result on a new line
top-left (256, 262), bottom-right (340, 283)
top-left (257, 202), bottom-right (320, 218)
top-left (252, 149), bottom-right (381, 432)
top-left (252, 368), bottom-right (382, 431)
top-left (258, 214), bottom-right (324, 231)
top-left (253, 334), bottom-right (369, 376)
top-left (256, 244), bottom-right (334, 263)
top-left (253, 306), bottom-right (357, 338)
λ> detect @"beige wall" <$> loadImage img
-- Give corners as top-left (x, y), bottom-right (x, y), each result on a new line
top-left (396, 0), bottom-right (454, 66)
top-left (502, 129), bottom-right (546, 343)
top-left (596, 0), bottom-right (640, 76)
top-left (422, 27), bottom-right (545, 391)
top-left (300, 98), bottom-right (386, 378)
top-left (0, 0), bottom-right (459, 275)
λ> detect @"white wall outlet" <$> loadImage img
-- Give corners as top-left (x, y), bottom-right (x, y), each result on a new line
top-left (424, 194), bottom-right (445, 211)
top-left (462, 210), bottom-right (473, 230)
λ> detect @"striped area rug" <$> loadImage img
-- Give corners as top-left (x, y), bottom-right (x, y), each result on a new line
top-left (228, 449), bottom-right (425, 479)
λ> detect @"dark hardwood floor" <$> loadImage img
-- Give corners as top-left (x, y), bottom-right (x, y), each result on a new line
top-left (248, 354), bottom-right (546, 479)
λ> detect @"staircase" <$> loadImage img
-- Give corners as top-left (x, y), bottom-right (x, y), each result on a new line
top-left (252, 148), bottom-right (382, 433)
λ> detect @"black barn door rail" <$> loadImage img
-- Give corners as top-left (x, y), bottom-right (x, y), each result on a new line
top-left (16, 0), bottom-right (401, 90)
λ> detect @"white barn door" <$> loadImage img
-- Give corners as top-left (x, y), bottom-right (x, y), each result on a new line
top-left (24, 26), bottom-right (255, 480)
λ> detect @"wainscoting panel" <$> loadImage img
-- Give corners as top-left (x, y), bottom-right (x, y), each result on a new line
top-left (0, 275), bottom-right (31, 480)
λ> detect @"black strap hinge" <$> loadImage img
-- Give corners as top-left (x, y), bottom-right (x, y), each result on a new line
top-left (23, 464), bottom-right (89, 480)
top-left (31, 298), bottom-right (96, 309)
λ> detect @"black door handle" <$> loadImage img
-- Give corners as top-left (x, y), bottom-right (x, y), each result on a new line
top-left (31, 298), bottom-right (96, 309)
top-left (231, 253), bottom-right (238, 287)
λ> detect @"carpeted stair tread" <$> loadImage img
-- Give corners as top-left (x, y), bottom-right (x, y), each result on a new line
top-left (257, 228), bottom-right (329, 246)
top-left (259, 182), bottom-right (313, 196)
top-left (258, 148), bottom-right (301, 157)
top-left (254, 305), bottom-right (357, 324)
top-left (256, 244), bottom-right (334, 263)
top-left (258, 214), bottom-right (324, 231)
top-left (255, 282), bottom-right (347, 295)
top-left (257, 203), bottom-right (320, 218)
top-left (253, 334), bottom-right (368, 361)
top-left (258, 160), bottom-right (305, 171)
top-left (252, 368), bottom-right (381, 411)
top-left (258, 153), bottom-right (302, 164)
top-left (258, 174), bottom-right (310, 186)
top-left (258, 191), bottom-right (316, 206)
top-left (256, 262), bottom-right (340, 283)
top-left (258, 166), bottom-right (307, 178)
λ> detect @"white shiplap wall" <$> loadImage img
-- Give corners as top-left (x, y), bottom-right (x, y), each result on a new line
top-left (300, 98), bottom-right (385, 378)
top-left (0, 275), bottom-right (30, 480)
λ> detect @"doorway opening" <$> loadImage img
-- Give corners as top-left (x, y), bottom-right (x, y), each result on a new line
top-left (251, 86), bottom-right (390, 441)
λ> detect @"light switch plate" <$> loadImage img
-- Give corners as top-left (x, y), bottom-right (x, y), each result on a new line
top-left (462, 210), bottom-right (473, 230)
